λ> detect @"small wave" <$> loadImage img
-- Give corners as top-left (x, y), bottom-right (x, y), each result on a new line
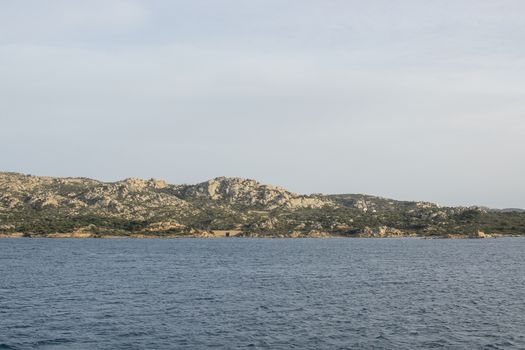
top-left (0, 344), bottom-right (17, 350)
top-left (32, 338), bottom-right (72, 347)
top-left (194, 297), bottom-right (214, 301)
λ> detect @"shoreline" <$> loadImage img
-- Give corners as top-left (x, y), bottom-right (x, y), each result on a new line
top-left (0, 232), bottom-right (521, 239)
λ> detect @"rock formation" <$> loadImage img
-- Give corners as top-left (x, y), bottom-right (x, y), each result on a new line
top-left (0, 172), bottom-right (523, 237)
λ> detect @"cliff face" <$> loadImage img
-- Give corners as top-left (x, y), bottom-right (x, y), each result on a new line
top-left (0, 172), bottom-right (524, 237)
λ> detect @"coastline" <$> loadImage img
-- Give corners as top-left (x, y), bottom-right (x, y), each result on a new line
top-left (0, 232), bottom-right (520, 239)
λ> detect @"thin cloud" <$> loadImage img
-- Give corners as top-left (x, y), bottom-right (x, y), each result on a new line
top-left (0, 1), bottom-right (524, 208)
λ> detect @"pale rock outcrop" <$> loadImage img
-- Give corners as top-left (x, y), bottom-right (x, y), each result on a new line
top-left (144, 221), bottom-right (185, 232)
top-left (360, 226), bottom-right (406, 237)
top-left (177, 177), bottom-right (333, 209)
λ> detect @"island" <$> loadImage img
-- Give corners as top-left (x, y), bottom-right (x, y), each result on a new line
top-left (0, 172), bottom-right (524, 238)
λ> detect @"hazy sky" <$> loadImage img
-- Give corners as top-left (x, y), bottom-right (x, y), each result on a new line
top-left (1, 0), bottom-right (524, 208)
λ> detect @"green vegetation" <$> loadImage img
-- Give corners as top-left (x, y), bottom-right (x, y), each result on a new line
top-left (1, 172), bottom-right (524, 237)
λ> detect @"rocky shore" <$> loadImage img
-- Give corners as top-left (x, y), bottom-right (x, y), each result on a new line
top-left (0, 230), bottom-right (516, 239)
top-left (1, 172), bottom-right (524, 238)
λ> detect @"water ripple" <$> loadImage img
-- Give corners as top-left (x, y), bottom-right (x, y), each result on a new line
top-left (0, 238), bottom-right (524, 349)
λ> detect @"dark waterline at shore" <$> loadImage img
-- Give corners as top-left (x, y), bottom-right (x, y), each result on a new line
top-left (1, 238), bottom-right (524, 349)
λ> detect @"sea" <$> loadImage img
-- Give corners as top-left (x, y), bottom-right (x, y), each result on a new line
top-left (1, 238), bottom-right (524, 349)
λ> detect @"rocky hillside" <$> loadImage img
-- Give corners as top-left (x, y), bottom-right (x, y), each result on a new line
top-left (0, 172), bottom-right (524, 237)
top-left (173, 177), bottom-right (331, 209)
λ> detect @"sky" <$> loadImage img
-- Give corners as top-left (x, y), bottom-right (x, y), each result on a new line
top-left (1, 0), bottom-right (524, 208)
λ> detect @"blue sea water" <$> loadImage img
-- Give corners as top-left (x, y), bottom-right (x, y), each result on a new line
top-left (0, 237), bottom-right (524, 349)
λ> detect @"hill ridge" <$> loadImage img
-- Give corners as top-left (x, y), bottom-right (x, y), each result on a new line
top-left (0, 172), bottom-right (524, 237)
